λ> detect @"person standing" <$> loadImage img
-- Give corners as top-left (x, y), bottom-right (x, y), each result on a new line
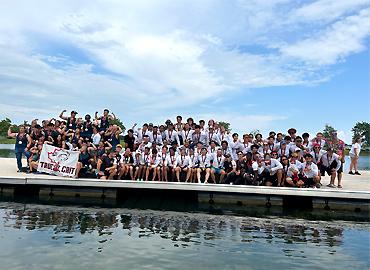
top-left (349, 137), bottom-right (362, 175)
top-left (8, 126), bottom-right (32, 172)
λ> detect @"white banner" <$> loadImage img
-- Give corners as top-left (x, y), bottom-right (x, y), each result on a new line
top-left (37, 144), bottom-right (79, 178)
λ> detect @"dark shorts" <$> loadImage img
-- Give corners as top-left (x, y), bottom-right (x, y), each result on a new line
top-left (303, 177), bottom-right (315, 187)
top-left (338, 164), bottom-right (343, 174)
top-left (320, 166), bottom-right (335, 176)
top-left (212, 167), bottom-right (223, 174)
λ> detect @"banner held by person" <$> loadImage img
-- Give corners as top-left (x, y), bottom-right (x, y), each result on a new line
top-left (37, 144), bottom-right (79, 178)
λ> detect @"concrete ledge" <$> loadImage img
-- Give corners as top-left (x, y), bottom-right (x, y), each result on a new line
top-left (0, 176), bottom-right (368, 201)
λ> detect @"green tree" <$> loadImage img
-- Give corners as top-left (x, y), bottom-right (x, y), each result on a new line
top-left (110, 117), bottom-right (126, 133)
top-left (322, 124), bottom-right (336, 139)
top-left (352, 122), bottom-right (370, 146)
top-left (0, 118), bottom-right (12, 137)
top-left (249, 129), bottom-right (261, 137)
top-left (218, 121), bottom-right (231, 132)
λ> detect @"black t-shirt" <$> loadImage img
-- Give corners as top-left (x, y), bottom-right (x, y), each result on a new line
top-left (100, 155), bottom-right (115, 171)
top-left (124, 135), bottom-right (135, 151)
top-left (236, 160), bottom-right (248, 172)
top-left (223, 160), bottom-right (234, 173)
top-left (123, 154), bottom-right (134, 164)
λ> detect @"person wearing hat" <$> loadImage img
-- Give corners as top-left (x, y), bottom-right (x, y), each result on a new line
top-left (320, 147), bottom-right (342, 188)
top-left (287, 128), bottom-right (297, 141)
top-left (59, 110), bottom-right (78, 131)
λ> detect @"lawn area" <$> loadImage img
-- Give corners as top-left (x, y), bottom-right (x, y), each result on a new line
top-left (0, 136), bottom-right (15, 144)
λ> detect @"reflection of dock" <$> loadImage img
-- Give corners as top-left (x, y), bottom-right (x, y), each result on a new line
top-left (1, 175), bottom-right (369, 216)
top-left (0, 158), bottom-right (369, 216)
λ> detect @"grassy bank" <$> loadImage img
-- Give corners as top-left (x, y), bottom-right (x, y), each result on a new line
top-left (0, 136), bottom-right (15, 144)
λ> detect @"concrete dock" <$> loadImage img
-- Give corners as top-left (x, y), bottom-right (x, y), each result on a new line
top-left (0, 158), bottom-right (369, 215)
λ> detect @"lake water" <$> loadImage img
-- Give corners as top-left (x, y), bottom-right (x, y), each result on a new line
top-left (0, 201), bottom-right (369, 270)
top-left (1, 144), bottom-right (368, 170)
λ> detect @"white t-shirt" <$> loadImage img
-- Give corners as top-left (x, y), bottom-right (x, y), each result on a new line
top-left (349, 143), bottom-right (361, 156)
top-left (91, 133), bottom-right (101, 145)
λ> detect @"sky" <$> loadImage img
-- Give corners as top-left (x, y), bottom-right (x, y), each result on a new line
top-left (0, 0), bottom-right (369, 143)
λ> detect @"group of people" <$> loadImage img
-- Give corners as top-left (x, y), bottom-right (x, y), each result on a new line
top-left (7, 109), bottom-right (362, 188)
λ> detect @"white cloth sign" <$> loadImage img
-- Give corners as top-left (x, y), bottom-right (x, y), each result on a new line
top-left (37, 144), bottom-right (79, 177)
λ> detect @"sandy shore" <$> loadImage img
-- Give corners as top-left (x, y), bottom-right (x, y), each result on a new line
top-left (0, 157), bottom-right (369, 191)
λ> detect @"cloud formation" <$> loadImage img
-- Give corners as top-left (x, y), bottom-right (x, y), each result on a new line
top-left (0, 0), bottom-right (369, 132)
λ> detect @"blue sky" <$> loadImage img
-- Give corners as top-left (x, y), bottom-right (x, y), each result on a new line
top-left (0, 0), bottom-right (369, 143)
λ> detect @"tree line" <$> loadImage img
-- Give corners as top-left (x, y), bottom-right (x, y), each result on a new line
top-left (0, 117), bottom-right (369, 147)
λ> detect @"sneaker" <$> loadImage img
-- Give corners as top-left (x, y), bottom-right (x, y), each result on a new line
top-left (355, 171), bottom-right (361, 175)
top-left (316, 183), bottom-right (321, 188)
top-left (337, 185), bottom-right (343, 188)
top-left (349, 171), bottom-right (354, 175)
top-left (327, 184), bottom-right (336, 188)
top-left (17, 170), bottom-right (21, 173)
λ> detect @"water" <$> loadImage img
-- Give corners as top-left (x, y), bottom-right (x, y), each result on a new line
top-left (0, 201), bottom-right (369, 270)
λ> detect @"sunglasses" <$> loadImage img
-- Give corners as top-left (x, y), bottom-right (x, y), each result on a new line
top-left (282, 158), bottom-right (288, 161)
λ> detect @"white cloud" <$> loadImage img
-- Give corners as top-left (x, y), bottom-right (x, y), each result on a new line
top-left (0, 0), bottom-right (369, 129)
top-left (280, 8), bottom-right (370, 65)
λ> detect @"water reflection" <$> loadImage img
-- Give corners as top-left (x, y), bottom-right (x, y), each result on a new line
top-left (1, 203), bottom-right (352, 250)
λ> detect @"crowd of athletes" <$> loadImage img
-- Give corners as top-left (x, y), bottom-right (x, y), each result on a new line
top-left (8, 109), bottom-right (347, 188)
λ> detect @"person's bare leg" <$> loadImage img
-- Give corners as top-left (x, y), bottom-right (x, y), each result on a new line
top-left (155, 167), bottom-right (161, 181)
top-left (205, 168), bottom-right (211, 183)
top-left (354, 158), bottom-right (359, 173)
top-left (129, 166), bottom-right (134, 180)
top-left (197, 168), bottom-right (202, 183)
top-left (152, 167), bottom-right (157, 181)
top-left (185, 168), bottom-right (191, 182)
top-left (175, 167), bottom-right (181, 182)
top-left (210, 170), bottom-right (216, 183)
top-left (220, 170), bottom-right (226, 183)
top-left (337, 172), bottom-right (342, 187)
top-left (349, 158), bottom-right (354, 172)
top-left (277, 170), bottom-right (283, 186)
top-left (145, 167), bottom-right (150, 181)
top-left (75, 162), bottom-right (82, 178)
top-left (108, 169), bottom-right (117, 180)
top-left (330, 170), bottom-right (336, 185)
